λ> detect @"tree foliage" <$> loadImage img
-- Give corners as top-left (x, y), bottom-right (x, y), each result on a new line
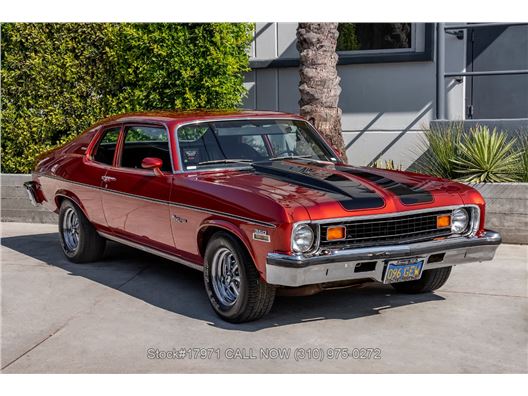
top-left (414, 122), bottom-right (464, 179)
top-left (1, 23), bottom-right (253, 173)
top-left (336, 23), bottom-right (360, 51)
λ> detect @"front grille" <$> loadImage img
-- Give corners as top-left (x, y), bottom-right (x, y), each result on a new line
top-left (319, 210), bottom-right (453, 249)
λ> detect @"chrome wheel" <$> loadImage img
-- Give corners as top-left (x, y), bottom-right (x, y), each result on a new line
top-left (211, 247), bottom-right (241, 306)
top-left (62, 207), bottom-right (80, 253)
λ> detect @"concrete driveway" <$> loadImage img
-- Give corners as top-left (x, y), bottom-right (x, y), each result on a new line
top-left (1, 222), bottom-right (527, 373)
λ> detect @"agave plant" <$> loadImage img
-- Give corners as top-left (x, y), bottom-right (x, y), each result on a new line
top-left (414, 122), bottom-right (464, 179)
top-left (516, 133), bottom-right (528, 182)
top-left (453, 125), bottom-right (519, 183)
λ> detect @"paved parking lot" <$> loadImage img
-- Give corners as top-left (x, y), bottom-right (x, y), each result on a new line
top-left (1, 222), bottom-right (527, 373)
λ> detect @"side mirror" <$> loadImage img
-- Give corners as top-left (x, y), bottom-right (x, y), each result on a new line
top-left (141, 157), bottom-right (163, 176)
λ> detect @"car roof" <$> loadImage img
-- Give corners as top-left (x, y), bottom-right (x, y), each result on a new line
top-left (94, 110), bottom-right (305, 128)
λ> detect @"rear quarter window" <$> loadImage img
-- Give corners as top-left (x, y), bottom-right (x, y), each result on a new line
top-left (92, 127), bottom-right (121, 166)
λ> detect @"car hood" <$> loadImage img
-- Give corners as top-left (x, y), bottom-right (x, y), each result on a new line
top-left (189, 159), bottom-right (470, 222)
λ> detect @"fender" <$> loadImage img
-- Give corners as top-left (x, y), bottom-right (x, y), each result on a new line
top-left (197, 219), bottom-right (260, 274)
top-left (54, 190), bottom-right (91, 219)
top-left (458, 187), bottom-right (486, 235)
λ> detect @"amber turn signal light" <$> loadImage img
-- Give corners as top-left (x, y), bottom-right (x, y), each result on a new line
top-left (437, 215), bottom-right (451, 228)
top-left (327, 226), bottom-right (346, 240)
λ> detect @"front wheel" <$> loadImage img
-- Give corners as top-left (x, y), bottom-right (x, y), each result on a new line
top-left (391, 266), bottom-right (452, 294)
top-left (58, 200), bottom-right (106, 263)
top-left (204, 232), bottom-right (275, 323)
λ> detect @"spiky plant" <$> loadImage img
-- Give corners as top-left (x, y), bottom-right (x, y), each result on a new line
top-left (453, 125), bottom-right (519, 183)
top-left (516, 133), bottom-right (528, 182)
top-left (414, 122), bottom-right (464, 179)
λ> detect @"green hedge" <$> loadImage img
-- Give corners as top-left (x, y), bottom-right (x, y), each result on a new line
top-left (1, 23), bottom-right (253, 173)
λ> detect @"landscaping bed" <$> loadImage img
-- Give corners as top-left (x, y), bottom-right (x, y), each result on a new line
top-left (471, 183), bottom-right (528, 244)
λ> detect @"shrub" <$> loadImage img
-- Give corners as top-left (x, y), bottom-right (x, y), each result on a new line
top-left (1, 23), bottom-right (253, 173)
top-left (453, 125), bottom-right (519, 183)
top-left (415, 123), bottom-right (524, 183)
top-left (336, 24), bottom-right (360, 51)
top-left (414, 122), bottom-right (464, 179)
top-left (514, 133), bottom-right (528, 182)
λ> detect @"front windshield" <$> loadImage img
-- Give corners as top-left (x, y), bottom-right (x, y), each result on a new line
top-left (176, 119), bottom-right (337, 170)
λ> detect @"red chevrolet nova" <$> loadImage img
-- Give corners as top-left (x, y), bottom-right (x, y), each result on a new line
top-left (25, 110), bottom-right (501, 322)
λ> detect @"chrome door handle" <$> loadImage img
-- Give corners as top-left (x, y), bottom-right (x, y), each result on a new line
top-left (101, 176), bottom-right (116, 183)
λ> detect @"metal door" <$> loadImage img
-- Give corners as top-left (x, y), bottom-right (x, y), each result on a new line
top-left (465, 25), bottom-right (528, 119)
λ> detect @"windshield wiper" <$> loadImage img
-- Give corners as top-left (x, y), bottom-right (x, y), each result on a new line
top-left (266, 155), bottom-right (313, 161)
top-left (196, 159), bottom-right (253, 166)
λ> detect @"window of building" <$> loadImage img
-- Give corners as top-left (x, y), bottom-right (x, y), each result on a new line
top-left (337, 23), bottom-right (413, 52)
top-left (248, 23), bottom-right (432, 68)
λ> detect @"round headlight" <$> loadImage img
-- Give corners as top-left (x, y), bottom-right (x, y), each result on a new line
top-left (451, 208), bottom-right (469, 234)
top-left (292, 224), bottom-right (315, 253)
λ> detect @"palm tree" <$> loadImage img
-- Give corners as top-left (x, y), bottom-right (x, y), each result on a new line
top-left (297, 23), bottom-right (348, 162)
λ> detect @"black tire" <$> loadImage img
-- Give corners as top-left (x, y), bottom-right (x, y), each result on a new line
top-left (58, 199), bottom-right (106, 263)
top-left (204, 232), bottom-right (275, 323)
top-left (391, 266), bottom-right (452, 294)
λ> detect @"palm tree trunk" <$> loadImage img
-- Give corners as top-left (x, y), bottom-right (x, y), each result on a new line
top-left (297, 22), bottom-right (348, 163)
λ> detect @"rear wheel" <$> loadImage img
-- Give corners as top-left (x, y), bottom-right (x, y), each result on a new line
top-left (204, 232), bottom-right (275, 323)
top-left (391, 266), bottom-right (452, 294)
top-left (58, 200), bottom-right (106, 263)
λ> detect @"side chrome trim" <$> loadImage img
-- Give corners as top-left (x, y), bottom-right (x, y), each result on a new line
top-left (169, 201), bottom-right (276, 228)
top-left (41, 174), bottom-right (276, 228)
top-left (98, 231), bottom-right (204, 272)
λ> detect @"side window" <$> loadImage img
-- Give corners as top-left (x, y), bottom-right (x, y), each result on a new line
top-left (120, 125), bottom-right (171, 172)
top-left (92, 127), bottom-right (121, 165)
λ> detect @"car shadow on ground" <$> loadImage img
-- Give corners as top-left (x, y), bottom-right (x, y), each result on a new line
top-left (2, 231), bottom-right (445, 332)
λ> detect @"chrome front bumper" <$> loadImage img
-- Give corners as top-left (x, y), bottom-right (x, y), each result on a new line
top-left (265, 231), bottom-right (502, 287)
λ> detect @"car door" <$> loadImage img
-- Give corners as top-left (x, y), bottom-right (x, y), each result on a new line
top-left (100, 123), bottom-right (174, 251)
top-left (80, 125), bottom-right (122, 227)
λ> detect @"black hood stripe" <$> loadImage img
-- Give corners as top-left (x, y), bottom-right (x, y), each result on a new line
top-left (252, 161), bottom-right (385, 210)
top-left (337, 167), bottom-right (433, 205)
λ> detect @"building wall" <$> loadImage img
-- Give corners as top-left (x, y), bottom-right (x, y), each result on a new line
top-left (243, 23), bottom-right (466, 169)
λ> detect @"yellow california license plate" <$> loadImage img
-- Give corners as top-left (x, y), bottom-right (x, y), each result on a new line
top-left (383, 258), bottom-right (424, 284)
